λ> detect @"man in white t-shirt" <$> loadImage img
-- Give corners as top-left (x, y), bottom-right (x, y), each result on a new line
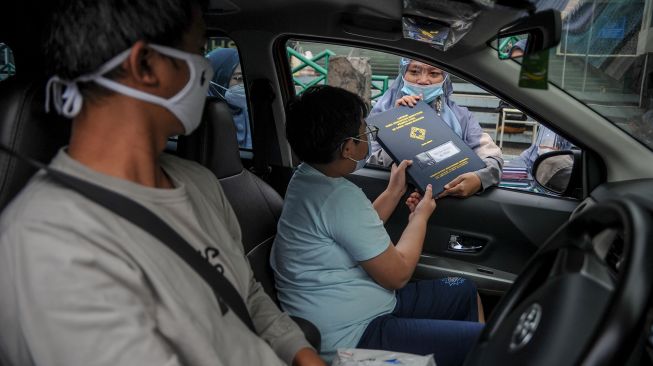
top-left (0, 1), bottom-right (323, 365)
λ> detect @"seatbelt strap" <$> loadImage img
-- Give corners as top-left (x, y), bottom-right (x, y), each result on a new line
top-left (0, 144), bottom-right (256, 333)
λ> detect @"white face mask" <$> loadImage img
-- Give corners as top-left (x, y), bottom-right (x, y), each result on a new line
top-left (45, 44), bottom-right (214, 135)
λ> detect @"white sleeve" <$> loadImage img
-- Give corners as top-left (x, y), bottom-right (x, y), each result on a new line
top-left (368, 140), bottom-right (394, 167)
top-left (473, 132), bottom-right (504, 190)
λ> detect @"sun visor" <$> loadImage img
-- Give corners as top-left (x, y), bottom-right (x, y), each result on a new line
top-left (402, 0), bottom-right (495, 51)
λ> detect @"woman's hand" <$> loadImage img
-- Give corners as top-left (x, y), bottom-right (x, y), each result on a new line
top-left (409, 184), bottom-right (436, 222)
top-left (387, 160), bottom-right (412, 196)
top-left (395, 94), bottom-right (422, 107)
top-left (438, 172), bottom-right (482, 198)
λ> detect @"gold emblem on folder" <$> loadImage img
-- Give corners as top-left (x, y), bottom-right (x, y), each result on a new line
top-left (410, 127), bottom-right (426, 141)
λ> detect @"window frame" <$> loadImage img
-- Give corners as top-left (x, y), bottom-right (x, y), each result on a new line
top-left (275, 36), bottom-right (586, 199)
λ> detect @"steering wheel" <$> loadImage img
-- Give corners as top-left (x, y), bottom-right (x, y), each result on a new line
top-left (464, 197), bottom-right (653, 366)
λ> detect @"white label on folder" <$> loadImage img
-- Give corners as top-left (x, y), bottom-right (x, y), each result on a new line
top-left (426, 141), bottom-right (460, 162)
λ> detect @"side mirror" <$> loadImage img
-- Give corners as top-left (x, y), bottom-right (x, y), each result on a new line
top-left (532, 150), bottom-right (581, 198)
top-left (497, 9), bottom-right (561, 60)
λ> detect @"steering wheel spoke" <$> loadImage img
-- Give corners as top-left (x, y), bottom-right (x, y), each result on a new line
top-left (464, 198), bottom-right (653, 366)
top-left (548, 245), bottom-right (616, 292)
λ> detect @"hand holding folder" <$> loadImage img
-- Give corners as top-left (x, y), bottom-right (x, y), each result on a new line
top-left (367, 101), bottom-right (485, 195)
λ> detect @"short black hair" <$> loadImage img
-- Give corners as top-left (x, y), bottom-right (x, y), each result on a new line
top-left (286, 85), bottom-right (369, 164)
top-left (44, 0), bottom-right (205, 98)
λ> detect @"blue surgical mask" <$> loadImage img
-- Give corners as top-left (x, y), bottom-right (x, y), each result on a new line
top-left (347, 136), bottom-right (372, 171)
top-left (401, 77), bottom-right (445, 103)
top-left (224, 84), bottom-right (247, 109)
top-left (210, 83), bottom-right (247, 110)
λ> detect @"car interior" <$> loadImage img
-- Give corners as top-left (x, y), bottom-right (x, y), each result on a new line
top-left (1, 0), bottom-right (653, 365)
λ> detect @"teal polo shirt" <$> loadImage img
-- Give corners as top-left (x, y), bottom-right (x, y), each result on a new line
top-left (270, 163), bottom-right (396, 361)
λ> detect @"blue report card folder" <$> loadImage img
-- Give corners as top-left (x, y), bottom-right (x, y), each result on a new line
top-left (367, 101), bottom-right (485, 195)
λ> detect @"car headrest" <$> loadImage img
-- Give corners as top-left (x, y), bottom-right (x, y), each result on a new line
top-left (177, 97), bottom-right (244, 179)
top-left (0, 77), bottom-right (71, 210)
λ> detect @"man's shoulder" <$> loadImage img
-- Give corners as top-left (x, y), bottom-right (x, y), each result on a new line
top-left (161, 153), bottom-right (218, 182)
top-left (0, 172), bottom-right (104, 237)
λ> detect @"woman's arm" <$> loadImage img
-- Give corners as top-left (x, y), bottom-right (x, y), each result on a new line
top-left (474, 132), bottom-right (504, 190)
top-left (440, 102), bottom-right (504, 197)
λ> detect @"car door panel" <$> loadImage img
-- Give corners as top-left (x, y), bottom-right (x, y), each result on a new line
top-left (347, 168), bottom-right (578, 292)
top-left (414, 255), bottom-right (517, 295)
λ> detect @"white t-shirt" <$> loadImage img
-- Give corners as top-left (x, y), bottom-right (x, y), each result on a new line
top-left (0, 150), bottom-right (310, 366)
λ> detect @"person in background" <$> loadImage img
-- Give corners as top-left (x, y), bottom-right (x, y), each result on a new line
top-left (520, 125), bottom-right (573, 172)
top-left (504, 39), bottom-right (575, 186)
top-left (273, 85), bottom-right (484, 366)
top-left (369, 58), bottom-right (503, 198)
top-left (207, 47), bottom-right (252, 149)
top-left (507, 38), bottom-right (574, 170)
top-left (509, 38), bottom-right (527, 58)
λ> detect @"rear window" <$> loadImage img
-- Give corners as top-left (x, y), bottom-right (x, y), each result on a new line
top-left (205, 36), bottom-right (252, 152)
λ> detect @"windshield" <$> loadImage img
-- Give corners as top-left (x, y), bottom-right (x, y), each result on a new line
top-left (540, 0), bottom-right (653, 150)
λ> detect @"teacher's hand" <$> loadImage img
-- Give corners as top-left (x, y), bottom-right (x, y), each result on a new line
top-left (395, 94), bottom-right (422, 107)
top-left (438, 172), bottom-right (482, 198)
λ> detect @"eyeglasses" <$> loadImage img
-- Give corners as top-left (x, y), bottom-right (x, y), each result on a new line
top-left (349, 125), bottom-right (379, 143)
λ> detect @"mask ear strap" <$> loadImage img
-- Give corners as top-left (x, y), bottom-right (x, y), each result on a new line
top-left (44, 48), bottom-right (133, 119)
top-left (45, 76), bottom-right (84, 118)
top-left (209, 81), bottom-right (227, 99)
top-left (339, 139), bottom-right (353, 155)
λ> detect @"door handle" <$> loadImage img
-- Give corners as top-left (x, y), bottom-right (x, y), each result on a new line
top-left (448, 234), bottom-right (485, 253)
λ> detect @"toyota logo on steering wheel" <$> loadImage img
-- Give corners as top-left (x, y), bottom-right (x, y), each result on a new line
top-left (510, 303), bottom-right (542, 351)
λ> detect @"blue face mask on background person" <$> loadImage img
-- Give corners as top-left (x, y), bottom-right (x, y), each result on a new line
top-left (212, 83), bottom-right (247, 110)
top-left (401, 77), bottom-right (445, 103)
top-left (45, 44), bottom-right (213, 136)
top-left (209, 82), bottom-right (252, 149)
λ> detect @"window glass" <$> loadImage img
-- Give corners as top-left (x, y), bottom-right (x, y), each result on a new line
top-left (287, 40), bottom-right (400, 102)
top-left (205, 36), bottom-right (251, 151)
top-left (285, 40), bottom-right (581, 197)
top-left (541, 1), bottom-right (652, 152)
top-left (0, 43), bottom-right (16, 81)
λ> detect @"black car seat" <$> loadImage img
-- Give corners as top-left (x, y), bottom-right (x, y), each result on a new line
top-left (176, 97), bottom-right (321, 351)
top-left (0, 77), bottom-right (71, 211)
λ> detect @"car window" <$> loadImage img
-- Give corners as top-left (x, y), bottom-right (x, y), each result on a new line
top-left (538, 2), bottom-right (653, 152)
top-left (205, 36), bottom-right (252, 152)
top-left (284, 39), bottom-right (582, 197)
top-left (0, 43), bottom-right (16, 81)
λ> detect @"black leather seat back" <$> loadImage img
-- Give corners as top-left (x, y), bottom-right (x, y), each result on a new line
top-left (0, 77), bottom-right (71, 211)
top-left (177, 99), bottom-right (321, 351)
top-left (177, 98), bottom-right (283, 303)
top-left (0, 87), bottom-right (321, 350)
